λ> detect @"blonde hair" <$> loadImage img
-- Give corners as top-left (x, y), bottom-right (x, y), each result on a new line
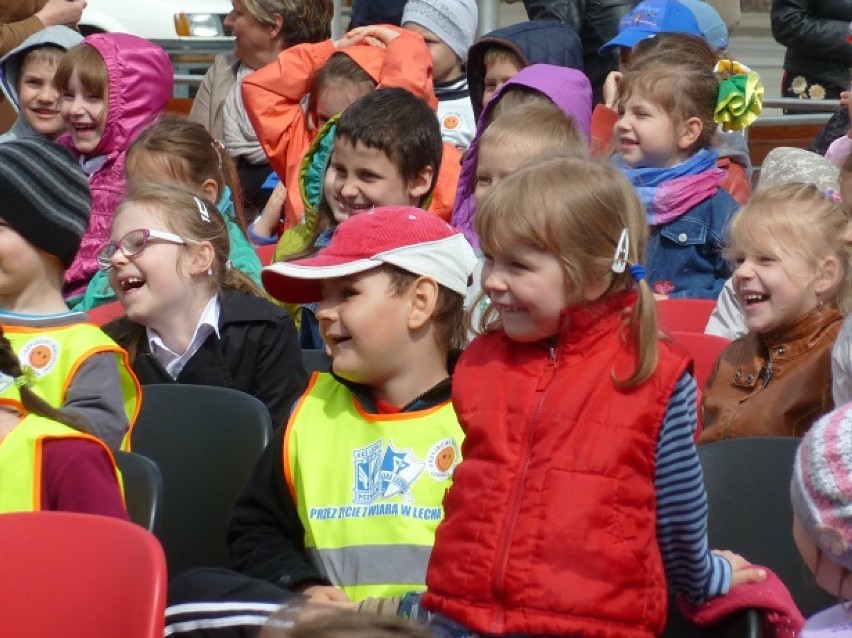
top-left (479, 101), bottom-right (586, 160)
top-left (486, 86), bottom-right (554, 124)
top-left (19, 45), bottom-right (66, 81)
top-left (483, 46), bottom-right (525, 73)
top-left (726, 183), bottom-right (852, 313)
top-left (52, 43), bottom-right (108, 99)
top-left (475, 156), bottom-right (659, 387)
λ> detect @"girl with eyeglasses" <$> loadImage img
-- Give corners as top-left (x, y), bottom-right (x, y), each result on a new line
top-left (102, 184), bottom-right (307, 431)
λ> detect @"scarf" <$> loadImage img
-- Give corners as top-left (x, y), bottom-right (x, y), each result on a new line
top-left (222, 64), bottom-right (267, 165)
top-left (614, 148), bottom-right (725, 226)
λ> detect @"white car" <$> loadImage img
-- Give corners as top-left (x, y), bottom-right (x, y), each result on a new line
top-left (79, 0), bottom-right (234, 50)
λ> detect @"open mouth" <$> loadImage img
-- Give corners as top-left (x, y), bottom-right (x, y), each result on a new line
top-left (741, 292), bottom-right (769, 307)
top-left (118, 276), bottom-right (145, 294)
top-left (72, 122), bottom-right (98, 135)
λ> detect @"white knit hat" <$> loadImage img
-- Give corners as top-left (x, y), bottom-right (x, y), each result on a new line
top-left (401, 0), bottom-right (478, 63)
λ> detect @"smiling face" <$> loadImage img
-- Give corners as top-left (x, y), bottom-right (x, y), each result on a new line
top-left (616, 92), bottom-right (685, 168)
top-left (474, 139), bottom-right (533, 207)
top-left (60, 68), bottom-right (107, 155)
top-left (224, 0), bottom-right (283, 69)
top-left (481, 242), bottom-right (570, 342)
top-left (315, 269), bottom-right (414, 385)
top-left (18, 56), bottom-right (63, 139)
top-left (329, 138), bottom-right (429, 219)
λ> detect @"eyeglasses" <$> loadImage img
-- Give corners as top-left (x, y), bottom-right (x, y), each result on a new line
top-left (97, 228), bottom-right (196, 271)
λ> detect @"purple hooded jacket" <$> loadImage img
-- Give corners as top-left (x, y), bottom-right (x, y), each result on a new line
top-left (450, 64), bottom-right (592, 249)
top-left (59, 33), bottom-right (173, 296)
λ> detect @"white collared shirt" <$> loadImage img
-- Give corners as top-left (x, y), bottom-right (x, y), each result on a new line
top-left (146, 295), bottom-right (221, 379)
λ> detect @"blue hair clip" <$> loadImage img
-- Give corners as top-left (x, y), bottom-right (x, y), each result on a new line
top-left (821, 189), bottom-right (842, 203)
top-left (629, 264), bottom-right (646, 282)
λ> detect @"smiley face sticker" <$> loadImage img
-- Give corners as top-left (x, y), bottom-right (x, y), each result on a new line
top-left (426, 437), bottom-right (460, 481)
top-left (18, 337), bottom-right (59, 376)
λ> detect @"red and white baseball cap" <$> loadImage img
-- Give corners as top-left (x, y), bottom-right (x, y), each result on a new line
top-left (262, 206), bottom-right (478, 303)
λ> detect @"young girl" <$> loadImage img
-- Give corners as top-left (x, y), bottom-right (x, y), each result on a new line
top-left (613, 58), bottom-right (742, 299)
top-left (791, 403), bottom-right (852, 636)
top-left (244, 24), bottom-right (459, 241)
top-left (72, 116), bottom-right (263, 312)
top-left (102, 185), bottom-right (307, 431)
top-left (417, 157), bottom-right (762, 637)
top-left (53, 33), bottom-right (173, 299)
top-left (701, 184), bottom-right (849, 443)
top-left (0, 326), bottom-right (127, 518)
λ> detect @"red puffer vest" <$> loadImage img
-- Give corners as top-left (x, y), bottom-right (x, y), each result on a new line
top-left (423, 291), bottom-right (690, 638)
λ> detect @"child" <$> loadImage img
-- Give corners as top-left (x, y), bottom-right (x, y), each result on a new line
top-left (275, 87), bottom-right (445, 347)
top-left (72, 116), bottom-right (263, 312)
top-left (242, 24), bottom-right (438, 238)
top-left (401, 0), bottom-right (477, 151)
top-left (791, 404), bottom-right (852, 635)
top-left (53, 33), bottom-right (173, 298)
top-left (833, 154), bottom-right (852, 405)
top-left (0, 25), bottom-right (82, 144)
top-left (452, 63), bottom-right (592, 248)
top-left (416, 157), bottom-right (761, 637)
top-left (0, 138), bottom-right (140, 451)
top-left (613, 57), bottom-right (740, 299)
top-left (0, 325), bottom-right (127, 518)
top-left (102, 185), bottom-right (306, 431)
top-left (465, 20), bottom-right (583, 119)
top-left (228, 206), bottom-right (477, 601)
top-left (700, 184), bottom-right (849, 443)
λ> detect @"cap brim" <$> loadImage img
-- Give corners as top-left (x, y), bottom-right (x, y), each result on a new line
top-left (262, 256), bottom-right (381, 304)
top-left (599, 29), bottom-right (653, 54)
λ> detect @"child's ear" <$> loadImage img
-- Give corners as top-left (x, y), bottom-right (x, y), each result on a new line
top-left (815, 256), bottom-right (841, 297)
top-left (677, 116), bottom-right (704, 151)
top-left (407, 276), bottom-right (440, 330)
top-left (406, 165), bottom-right (435, 202)
top-left (200, 178), bottom-right (219, 204)
top-left (269, 13), bottom-right (283, 39)
top-left (188, 241), bottom-right (215, 277)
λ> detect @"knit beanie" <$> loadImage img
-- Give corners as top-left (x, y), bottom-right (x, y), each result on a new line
top-left (401, 0), bottom-right (478, 63)
top-left (0, 138), bottom-right (91, 268)
top-left (791, 404), bottom-right (852, 571)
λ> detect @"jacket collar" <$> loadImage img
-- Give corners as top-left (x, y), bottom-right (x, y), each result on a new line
top-left (760, 303), bottom-right (843, 361)
top-left (554, 289), bottom-right (638, 356)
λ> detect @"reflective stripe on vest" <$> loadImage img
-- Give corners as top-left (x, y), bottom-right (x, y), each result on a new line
top-left (284, 373), bottom-right (463, 601)
top-left (0, 414), bottom-right (121, 512)
top-left (1, 323), bottom-right (141, 448)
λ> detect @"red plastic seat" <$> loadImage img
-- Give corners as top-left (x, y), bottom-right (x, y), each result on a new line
top-left (657, 298), bottom-right (717, 334)
top-left (86, 300), bottom-right (126, 326)
top-left (0, 511), bottom-right (167, 638)
top-left (671, 331), bottom-right (730, 392)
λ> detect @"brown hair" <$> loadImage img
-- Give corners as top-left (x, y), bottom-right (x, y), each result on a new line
top-left (307, 53), bottom-right (376, 126)
top-left (0, 329), bottom-right (87, 431)
top-left (126, 116), bottom-right (249, 233)
top-left (486, 86), bottom-right (553, 125)
top-left (483, 46), bottom-right (525, 73)
top-left (726, 183), bottom-right (852, 313)
top-left (240, 0), bottom-right (332, 49)
top-left (19, 45), bottom-right (66, 87)
top-left (616, 59), bottom-right (718, 153)
top-left (480, 101), bottom-right (586, 159)
top-left (52, 43), bottom-right (108, 99)
top-left (629, 32), bottom-right (719, 69)
top-left (475, 156), bottom-right (659, 387)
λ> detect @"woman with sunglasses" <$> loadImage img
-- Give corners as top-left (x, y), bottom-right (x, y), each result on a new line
top-left (102, 184), bottom-right (307, 431)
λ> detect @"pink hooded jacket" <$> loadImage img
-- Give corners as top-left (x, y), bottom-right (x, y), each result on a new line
top-left (59, 33), bottom-right (172, 296)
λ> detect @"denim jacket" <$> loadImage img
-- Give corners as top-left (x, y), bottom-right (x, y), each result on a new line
top-left (647, 189), bottom-right (738, 299)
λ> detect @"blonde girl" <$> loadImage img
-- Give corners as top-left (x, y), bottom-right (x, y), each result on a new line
top-left (102, 185), bottom-right (306, 430)
top-left (417, 156), bottom-right (762, 637)
top-left (701, 184), bottom-right (849, 444)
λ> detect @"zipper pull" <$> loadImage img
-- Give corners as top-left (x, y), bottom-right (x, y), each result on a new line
top-left (536, 346), bottom-right (557, 391)
top-left (759, 361), bottom-right (773, 389)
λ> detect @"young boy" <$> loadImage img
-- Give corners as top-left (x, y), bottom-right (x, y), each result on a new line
top-left (164, 207), bottom-right (477, 636)
top-left (0, 138), bottom-right (140, 450)
top-left (0, 25), bottom-right (82, 144)
top-left (401, 0), bottom-right (478, 151)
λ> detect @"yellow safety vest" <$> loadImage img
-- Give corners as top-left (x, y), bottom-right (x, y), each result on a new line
top-left (0, 322), bottom-right (141, 448)
top-left (0, 413), bottom-right (121, 513)
top-left (284, 373), bottom-right (463, 602)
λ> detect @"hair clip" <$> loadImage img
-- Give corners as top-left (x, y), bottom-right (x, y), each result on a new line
top-left (821, 188), bottom-right (842, 203)
top-left (194, 196), bottom-right (211, 223)
top-left (629, 264), bottom-right (646, 282)
top-left (14, 366), bottom-right (36, 389)
top-left (225, 259), bottom-right (232, 272)
top-left (211, 140), bottom-right (224, 173)
top-left (612, 228), bottom-right (630, 274)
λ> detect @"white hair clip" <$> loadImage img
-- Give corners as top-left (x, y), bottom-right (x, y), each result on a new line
top-left (612, 228), bottom-right (630, 274)
top-left (194, 196), bottom-right (211, 223)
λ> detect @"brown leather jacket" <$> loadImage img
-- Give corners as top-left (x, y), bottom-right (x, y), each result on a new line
top-left (699, 304), bottom-right (842, 444)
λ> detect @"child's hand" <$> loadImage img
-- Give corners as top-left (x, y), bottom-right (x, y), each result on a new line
top-left (252, 183), bottom-right (286, 240)
top-left (299, 585), bottom-right (352, 603)
top-left (345, 25), bottom-right (402, 49)
top-left (603, 71), bottom-right (623, 110)
top-left (712, 549), bottom-right (767, 588)
top-left (36, 0), bottom-right (87, 27)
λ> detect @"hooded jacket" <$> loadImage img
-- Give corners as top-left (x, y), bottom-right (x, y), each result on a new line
top-left (466, 21), bottom-right (583, 120)
top-left (0, 0), bottom-right (49, 134)
top-left (0, 25), bottom-right (82, 144)
top-left (57, 33), bottom-right (172, 297)
top-left (242, 29), bottom-right (438, 232)
top-left (451, 64), bottom-right (593, 249)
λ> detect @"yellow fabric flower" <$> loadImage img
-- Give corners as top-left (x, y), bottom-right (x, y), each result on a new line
top-left (714, 61), bottom-right (764, 131)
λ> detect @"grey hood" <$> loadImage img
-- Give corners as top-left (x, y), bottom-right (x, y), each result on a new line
top-left (0, 26), bottom-right (83, 112)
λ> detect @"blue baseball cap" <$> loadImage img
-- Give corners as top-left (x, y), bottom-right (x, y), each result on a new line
top-left (677, 0), bottom-right (729, 52)
top-left (599, 0), bottom-right (703, 53)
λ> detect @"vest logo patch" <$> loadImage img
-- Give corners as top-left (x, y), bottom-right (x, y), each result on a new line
top-left (19, 337), bottom-right (59, 376)
top-left (353, 440), bottom-right (424, 505)
top-left (426, 437), bottom-right (459, 481)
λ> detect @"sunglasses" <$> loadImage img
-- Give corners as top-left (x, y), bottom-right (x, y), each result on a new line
top-left (96, 228), bottom-right (197, 271)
